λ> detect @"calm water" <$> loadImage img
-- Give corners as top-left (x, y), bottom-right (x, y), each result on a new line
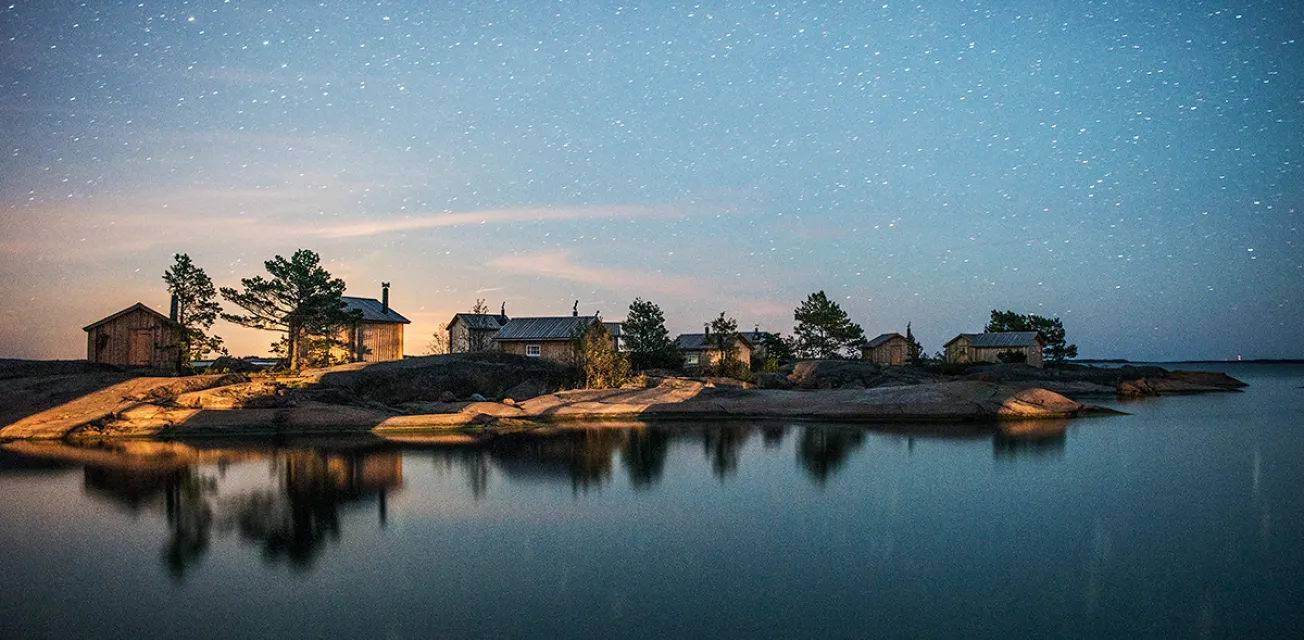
top-left (2, 363), bottom-right (1301, 639)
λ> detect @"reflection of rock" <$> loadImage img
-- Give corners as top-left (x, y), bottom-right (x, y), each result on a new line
top-left (993, 420), bottom-right (1069, 459)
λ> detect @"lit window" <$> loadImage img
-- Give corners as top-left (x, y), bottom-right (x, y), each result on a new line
top-left (684, 352), bottom-right (699, 365)
top-left (526, 344), bottom-right (541, 357)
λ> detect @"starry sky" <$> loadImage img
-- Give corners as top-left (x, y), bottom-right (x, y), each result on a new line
top-left (1, 0), bottom-right (1300, 361)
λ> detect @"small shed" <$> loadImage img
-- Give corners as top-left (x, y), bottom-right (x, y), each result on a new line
top-left (862, 332), bottom-right (908, 366)
top-left (338, 283), bottom-right (410, 363)
top-left (83, 303), bottom-right (183, 370)
top-left (447, 312), bottom-right (509, 353)
top-left (674, 332), bottom-right (753, 372)
top-left (944, 332), bottom-right (1044, 367)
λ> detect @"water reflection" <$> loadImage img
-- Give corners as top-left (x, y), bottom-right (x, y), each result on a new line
top-left (992, 420), bottom-right (1069, 460)
top-left (796, 427), bottom-right (867, 485)
top-left (2, 422), bottom-right (1071, 575)
top-left (69, 446), bottom-right (404, 577)
top-left (622, 428), bottom-right (671, 490)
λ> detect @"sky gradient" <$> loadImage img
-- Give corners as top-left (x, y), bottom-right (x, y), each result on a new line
top-left (1, 0), bottom-right (1300, 361)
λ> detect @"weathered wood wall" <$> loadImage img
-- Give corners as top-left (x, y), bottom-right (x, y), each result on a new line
top-left (355, 322), bottom-right (404, 363)
top-left (864, 337), bottom-right (908, 366)
top-left (85, 308), bottom-right (181, 370)
top-left (499, 340), bottom-right (576, 364)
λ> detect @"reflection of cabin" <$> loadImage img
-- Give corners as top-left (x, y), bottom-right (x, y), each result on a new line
top-left (447, 312), bottom-right (508, 353)
top-left (674, 331), bottom-right (753, 372)
top-left (944, 332), bottom-right (1044, 367)
top-left (337, 283), bottom-right (410, 363)
top-left (493, 315), bottom-right (621, 363)
top-left (83, 302), bottom-right (182, 370)
top-left (862, 333), bottom-right (908, 366)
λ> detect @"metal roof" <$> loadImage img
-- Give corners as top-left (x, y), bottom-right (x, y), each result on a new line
top-left (969, 331), bottom-right (1040, 348)
top-left (865, 332), bottom-right (906, 348)
top-left (450, 313), bottom-right (508, 331)
top-left (943, 333), bottom-right (981, 347)
top-left (83, 302), bottom-right (180, 331)
top-left (674, 333), bottom-right (754, 351)
top-left (493, 316), bottom-right (621, 341)
top-left (341, 296), bottom-right (410, 324)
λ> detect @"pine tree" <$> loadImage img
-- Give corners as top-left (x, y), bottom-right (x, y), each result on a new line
top-left (905, 322), bottom-right (924, 365)
top-left (623, 298), bottom-right (681, 370)
top-left (220, 249), bottom-right (358, 370)
top-left (162, 253), bottom-right (225, 365)
top-left (792, 291), bottom-right (866, 359)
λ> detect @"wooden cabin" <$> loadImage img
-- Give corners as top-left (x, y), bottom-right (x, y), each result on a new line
top-left (674, 331), bottom-right (753, 373)
top-left (336, 283), bottom-right (410, 363)
top-left (83, 302), bottom-right (183, 371)
top-left (944, 332), bottom-right (1044, 367)
top-left (862, 332), bottom-right (908, 366)
top-left (447, 312), bottom-right (509, 353)
top-left (493, 315), bottom-right (621, 364)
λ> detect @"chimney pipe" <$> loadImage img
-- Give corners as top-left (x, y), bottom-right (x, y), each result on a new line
top-left (382, 282), bottom-right (390, 315)
top-left (169, 294), bottom-right (179, 322)
top-left (573, 300), bottom-right (579, 317)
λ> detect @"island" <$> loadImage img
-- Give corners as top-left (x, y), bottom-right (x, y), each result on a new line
top-left (0, 354), bottom-right (1246, 442)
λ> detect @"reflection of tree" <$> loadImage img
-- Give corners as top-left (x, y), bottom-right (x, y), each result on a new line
top-left (163, 472), bottom-right (217, 581)
top-left (702, 425), bottom-right (751, 479)
top-left (231, 451), bottom-right (403, 569)
top-left (761, 426), bottom-right (787, 449)
top-left (796, 427), bottom-right (866, 486)
top-left (622, 427), bottom-right (670, 489)
top-left (488, 430), bottom-right (626, 493)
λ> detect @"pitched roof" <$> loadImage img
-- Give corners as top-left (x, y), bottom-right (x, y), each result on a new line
top-left (674, 333), bottom-right (754, 351)
top-left (450, 313), bottom-right (508, 331)
top-left (493, 316), bottom-right (621, 341)
top-left (944, 333), bottom-right (981, 347)
top-left (738, 331), bottom-right (769, 344)
top-left (83, 303), bottom-right (180, 331)
top-left (866, 332), bottom-right (906, 348)
top-left (970, 331), bottom-right (1041, 348)
top-left (341, 296), bottom-right (410, 324)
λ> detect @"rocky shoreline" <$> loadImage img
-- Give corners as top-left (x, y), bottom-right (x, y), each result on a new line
top-left (0, 355), bottom-right (1244, 441)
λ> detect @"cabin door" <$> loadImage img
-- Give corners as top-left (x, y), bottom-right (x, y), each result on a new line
top-left (128, 329), bottom-right (153, 366)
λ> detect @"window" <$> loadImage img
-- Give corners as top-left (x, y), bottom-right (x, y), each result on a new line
top-left (525, 344), bottom-right (541, 357)
top-left (684, 352), bottom-right (699, 365)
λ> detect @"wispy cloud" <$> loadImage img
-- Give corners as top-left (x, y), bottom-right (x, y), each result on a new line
top-left (305, 205), bottom-right (679, 239)
top-left (489, 250), bottom-right (699, 297)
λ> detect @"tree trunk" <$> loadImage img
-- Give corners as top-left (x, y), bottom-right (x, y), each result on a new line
top-left (288, 323), bottom-right (301, 371)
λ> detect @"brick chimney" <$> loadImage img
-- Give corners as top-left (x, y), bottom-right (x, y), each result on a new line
top-left (703, 322), bottom-right (710, 337)
top-left (169, 294), bottom-right (179, 322)
top-left (381, 282), bottom-right (390, 315)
